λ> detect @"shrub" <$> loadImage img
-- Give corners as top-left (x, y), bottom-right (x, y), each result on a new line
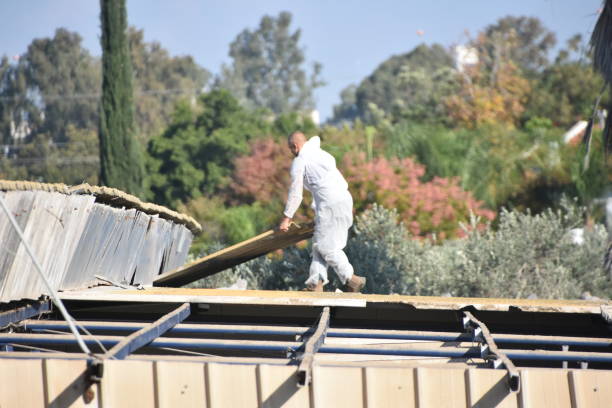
top-left (342, 153), bottom-right (495, 240)
top-left (189, 201), bottom-right (610, 300)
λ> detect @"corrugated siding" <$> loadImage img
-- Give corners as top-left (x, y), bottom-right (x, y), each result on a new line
top-left (0, 358), bottom-right (610, 408)
top-left (0, 190), bottom-right (193, 302)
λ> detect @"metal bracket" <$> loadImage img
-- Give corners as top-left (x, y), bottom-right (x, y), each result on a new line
top-left (296, 307), bottom-right (330, 387)
top-left (463, 311), bottom-right (520, 393)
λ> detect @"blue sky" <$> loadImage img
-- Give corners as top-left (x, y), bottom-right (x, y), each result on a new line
top-left (0, 0), bottom-right (602, 120)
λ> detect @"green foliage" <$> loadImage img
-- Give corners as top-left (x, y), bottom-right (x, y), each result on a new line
top-left (523, 36), bottom-right (605, 128)
top-left (479, 16), bottom-right (557, 75)
top-left (217, 11), bottom-right (324, 115)
top-left (99, 0), bottom-right (144, 196)
top-left (148, 90), bottom-right (266, 206)
top-left (128, 27), bottom-right (211, 141)
top-left (382, 122), bottom-right (583, 211)
top-left (194, 203), bottom-right (609, 299)
top-left (333, 44), bottom-right (456, 124)
top-left (0, 125), bottom-right (99, 185)
top-left (342, 153), bottom-right (495, 240)
top-left (23, 28), bottom-right (100, 143)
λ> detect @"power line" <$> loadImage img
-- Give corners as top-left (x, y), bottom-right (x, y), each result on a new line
top-left (0, 87), bottom-right (202, 102)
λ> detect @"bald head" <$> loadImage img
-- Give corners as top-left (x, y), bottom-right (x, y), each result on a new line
top-left (288, 131), bottom-right (306, 157)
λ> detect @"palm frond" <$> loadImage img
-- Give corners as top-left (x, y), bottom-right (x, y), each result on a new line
top-left (591, 0), bottom-right (612, 83)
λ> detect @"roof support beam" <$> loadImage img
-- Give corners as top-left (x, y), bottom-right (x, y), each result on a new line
top-left (22, 320), bottom-right (612, 349)
top-left (463, 311), bottom-right (520, 392)
top-left (297, 306), bottom-right (330, 386)
top-left (103, 302), bottom-right (190, 360)
top-left (0, 300), bottom-right (50, 329)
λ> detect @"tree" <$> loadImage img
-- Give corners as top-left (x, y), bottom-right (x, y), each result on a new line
top-left (0, 56), bottom-right (39, 145)
top-left (23, 28), bottom-right (100, 143)
top-left (342, 153), bottom-right (495, 240)
top-left (332, 44), bottom-right (456, 124)
top-left (444, 58), bottom-right (531, 129)
top-left (128, 27), bottom-right (211, 141)
top-left (479, 16), bottom-right (556, 75)
top-left (523, 35), bottom-right (604, 128)
top-left (147, 90), bottom-right (265, 207)
top-left (99, 0), bottom-right (144, 195)
top-left (216, 11), bottom-right (324, 114)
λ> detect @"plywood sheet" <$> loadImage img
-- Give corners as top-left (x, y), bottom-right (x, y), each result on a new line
top-left (43, 359), bottom-right (99, 408)
top-left (519, 369), bottom-right (571, 408)
top-left (466, 368), bottom-right (518, 408)
top-left (312, 365), bottom-right (364, 408)
top-left (206, 363), bottom-right (259, 408)
top-left (257, 364), bottom-right (309, 408)
top-left (155, 361), bottom-right (206, 408)
top-left (364, 366), bottom-right (416, 407)
top-left (0, 358), bottom-right (45, 407)
top-left (154, 223), bottom-right (314, 287)
top-left (416, 367), bottom-right (468, 408)
top-left (569, 369), bottom-right (612, 408)
top-left (100, 360), bottom-right (155, 408)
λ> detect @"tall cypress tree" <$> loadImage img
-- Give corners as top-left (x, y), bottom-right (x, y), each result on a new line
top-left (99, 0), bottom-right (143, 195)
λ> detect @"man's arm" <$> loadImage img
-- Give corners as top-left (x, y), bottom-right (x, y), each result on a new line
top-left (279, 159), bottom-right (304, 232)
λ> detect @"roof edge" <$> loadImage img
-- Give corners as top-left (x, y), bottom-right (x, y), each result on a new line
top-left (0, 179), bottom-right (202, 234)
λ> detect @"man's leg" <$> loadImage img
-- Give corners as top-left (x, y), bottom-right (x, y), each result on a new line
top-left (317, 245), bottom-right (353, 284)
top-left (316, 194), bottom-right (365, 291)
top-left (305, 245), bottom-right (328, 288)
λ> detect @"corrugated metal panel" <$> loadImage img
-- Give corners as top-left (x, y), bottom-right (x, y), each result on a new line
top-left (0, 190), bottom-right (193, 302)
top-left (0, 359), bottom-right (611, 408)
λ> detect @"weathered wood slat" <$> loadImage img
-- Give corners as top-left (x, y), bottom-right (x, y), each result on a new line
top-left (0, 187), bottom-right (194, 302)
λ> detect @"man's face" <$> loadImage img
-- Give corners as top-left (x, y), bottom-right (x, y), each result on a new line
top-left (288, 141), bottom-right (299, 157)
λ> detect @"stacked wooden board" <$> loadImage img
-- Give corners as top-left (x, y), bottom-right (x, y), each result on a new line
top-left (0, 180), bottom-right (199, 302)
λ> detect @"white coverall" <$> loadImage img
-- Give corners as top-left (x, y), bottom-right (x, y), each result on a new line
top-left (283, 136), bottom-right (354, 286)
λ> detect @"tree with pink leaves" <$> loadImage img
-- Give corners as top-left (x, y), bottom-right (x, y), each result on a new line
top-left (342, 153), bottom-right (495, 240)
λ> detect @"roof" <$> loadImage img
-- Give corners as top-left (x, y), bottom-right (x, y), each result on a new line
top-left (0, 179), bottom-right (201, 234)
top-left (1, 288), bottom-right (612, 406)
top-left (0, 181), bottom-right (194, 302)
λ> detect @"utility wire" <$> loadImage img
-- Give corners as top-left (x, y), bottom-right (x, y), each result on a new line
top-left (0, 87), bottom-right (202, 102)
top-left (0, 194), bottom-right (92, 356)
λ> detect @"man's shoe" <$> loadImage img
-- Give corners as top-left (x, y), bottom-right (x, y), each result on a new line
top-left (346, 275), bottom-right (366, 293)
top-left (304, 280), bottom-right (324, 292)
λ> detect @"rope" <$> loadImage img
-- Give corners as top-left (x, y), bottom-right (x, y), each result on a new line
top-left (0, 193), bottom-right (92, 356)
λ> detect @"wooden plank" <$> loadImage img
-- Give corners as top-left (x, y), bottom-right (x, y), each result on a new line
top-left (153, 223), bottom-right (314, 287)
top-left (43, 359), bottom-right (99, 408)
top-left (206, 363), bottom-right (259, 408)
top-left (100, 360), bottom-right (155, 408)
top-left (58, 287), bottom-right (607, 314)
top-left (568, 369), bottom-right (612, 408)
top-left (0, 358), bottom-right (45, 408)
top-left (59, 288), bottom-right (367, 308)
top-left (297, 307), bottom-right (329, 385)
top-left (312, 365), bottom-right (364, 408)
top-left (257, 365), bottom-right (309, 408)
top-left (155, 361), bottom-right (206, 408)
top-left (415, 367), bottom-right (467, 408)
top-left (364, 366), bottom-right (416, 408)
top-left (519, 369), bottom-right (571, 408)
top-left (465, 368), bottom-right (518, 408)
top-left (103, 303), bottom-right (190, 360)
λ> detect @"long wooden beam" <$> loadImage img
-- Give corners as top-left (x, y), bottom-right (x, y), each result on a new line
top-left (153, 223), bottom-right (314, 287)
top-left (103, 303), bottom-right (190, 360)
top-left (297, 307), bottom-right (330, 386)
top-left (0, 300), bottom-right (50, 328)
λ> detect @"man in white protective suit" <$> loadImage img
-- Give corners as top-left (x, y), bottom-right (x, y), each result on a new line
top-left (278, 131), bottom-right (366, 292)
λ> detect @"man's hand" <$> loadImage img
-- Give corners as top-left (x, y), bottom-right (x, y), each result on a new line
top-left (279, 216), bottom-right (291, 232)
